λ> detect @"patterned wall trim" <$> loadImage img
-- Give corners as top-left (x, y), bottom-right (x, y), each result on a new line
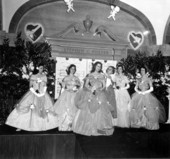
top-left (8, 0), bottom-right (156, 44)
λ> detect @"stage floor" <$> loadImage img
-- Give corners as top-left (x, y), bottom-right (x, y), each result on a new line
top-left (0, 124), bottom-right (170, 159)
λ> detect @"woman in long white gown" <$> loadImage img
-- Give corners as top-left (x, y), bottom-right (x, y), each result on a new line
top-left (114, 65), bottom-right (131, 127)
top-left (6, 63), bottom-right (58, 131)
top-left (53, 64), bottom-right (81, 131)
top-left (105, 66), bottom-right (117, 120)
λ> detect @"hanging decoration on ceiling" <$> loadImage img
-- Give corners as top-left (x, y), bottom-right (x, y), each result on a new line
top-left (64, 0), bottom-right (75, 13)
top-left (108, 5), bottom-right (120, 21)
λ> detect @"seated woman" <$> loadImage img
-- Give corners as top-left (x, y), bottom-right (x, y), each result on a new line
top-left (6, 63), bottom-right (58, 131)
top-left (54, 64), bottom-right (81, 131)
top-left (129, 66), bottom-right (166, 130)
top-left (72, 61), bottom-right (115, 136)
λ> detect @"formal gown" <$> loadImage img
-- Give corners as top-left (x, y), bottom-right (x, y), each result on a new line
top-left (72, 73), bottom-right (114, 136)
top-left (114, 74), bottom-right (131, 127)
top-left (105, 74), bottom-right (117, 119)
top-left (129, 75), bottom-right (166, 130)
top-left (54, 75), bottom-right (80, 131)
top-left (6, 74), bottom-right (58, 131)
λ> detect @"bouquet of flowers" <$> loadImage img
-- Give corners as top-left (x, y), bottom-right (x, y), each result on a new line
top-left (161, 71), bottom-right (170, 87)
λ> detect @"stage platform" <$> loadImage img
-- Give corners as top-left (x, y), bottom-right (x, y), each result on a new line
top-left (0, 126), bottom-right (86, 159)
top-left (0, 124), bottom-right (170, 159)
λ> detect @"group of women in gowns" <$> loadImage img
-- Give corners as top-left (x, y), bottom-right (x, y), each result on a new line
top-left (5, 61), bottom-right (166, 135)
top-left (73, 62), bottom-right (115, 136)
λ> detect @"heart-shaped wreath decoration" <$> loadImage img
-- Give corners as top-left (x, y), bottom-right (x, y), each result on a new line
top-left (25, 23), bottom-right (44, 43)
top-left (128, 31), bottom-right (144, 50)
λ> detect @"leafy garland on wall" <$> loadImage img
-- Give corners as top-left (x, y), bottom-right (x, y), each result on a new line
top-left (0, 33), bottom-right (55, 124)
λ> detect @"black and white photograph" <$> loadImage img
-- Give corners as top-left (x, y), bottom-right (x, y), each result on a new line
top-left (0, 0), bottom-right (170, 158)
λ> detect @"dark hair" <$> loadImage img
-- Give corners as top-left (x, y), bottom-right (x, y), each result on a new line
top-left (32, 63), bottom-right (44, 74)
top-left (140, 65), bottom-right (148, 73)
top-left (116, 63), bottom-right (123, 68)
top-left (106, 66), bottom-right (115, 74)
top-left (91, 61), bottom-right (103, 73)
top-left (66, 64), bottom-right (76, 75)
top-left (38, 63), bottom-right (44, 67)
top-left (116, 64), bottom-right (125, 73)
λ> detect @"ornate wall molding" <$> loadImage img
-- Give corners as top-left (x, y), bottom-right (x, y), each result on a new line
top-left (8, 0), bottom-right (156, 45)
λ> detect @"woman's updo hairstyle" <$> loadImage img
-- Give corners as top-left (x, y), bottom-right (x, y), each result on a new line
top-left (66, 64), bottom-right (76, 75)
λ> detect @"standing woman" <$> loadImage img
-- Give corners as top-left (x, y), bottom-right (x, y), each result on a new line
top-left (6, 63), bottom-right (58, 131)
top-left (105, 66), bottom-right (117, 119)
top-left (129, 66), bottom-right (166, 130)
top-left (114, 64), bottom-right (131, 127)
top-left (72, 61), bottom-right (114, 136)
top-left (54, 64), bottom-right (81, 131)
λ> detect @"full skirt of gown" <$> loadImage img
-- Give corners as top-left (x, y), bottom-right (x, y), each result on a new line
top-left (72, 88), bottom-right (114, 136)
top-left (54, 89), bottom-right (78, 131)
top-left (105, 85), bottom-right (117, 118)
top-left (6, 91), bottom-right (58, 131)
top-left (129, 92), bottom-right (166, 130)
top-left (115, 89), bottom-right (131, 128)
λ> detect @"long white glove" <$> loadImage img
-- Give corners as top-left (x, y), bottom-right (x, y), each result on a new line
top-left (121, 83), bottom-right (130, 90)
top-left (30, 87), bottom-right (47, 97)
top-left (30, 87), bottom-right (39, 96)
top-left (134, 86), bottom-right (142, 94)
top-left (38, 86), bottom-right (47, 97)
top-left (142, 87), bottom-right (153, 95)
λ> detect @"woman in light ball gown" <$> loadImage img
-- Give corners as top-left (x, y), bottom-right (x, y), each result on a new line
top-left (72, 61), bottom-right (115, 136)
top-left (114, 64), bottom-right (131, 128)
top-left (105, 66), bottom-right (117, 121)
top-left (129, 66), bottom-right (166, 130)
top-left (54, 64), bottom-right (81, 131)
top-left (6, 63), bottom-right (58, 131)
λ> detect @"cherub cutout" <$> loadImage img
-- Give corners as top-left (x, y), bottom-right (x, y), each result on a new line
top-left (108, 5), bottom-right (120, 21)
top-left (64, 0), bottom-right (75, 13)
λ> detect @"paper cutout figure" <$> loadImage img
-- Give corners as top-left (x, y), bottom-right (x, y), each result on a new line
top-left (108, 5), bottom-right (120, 21)
top-left (64, 0), bottom-right (75, 13)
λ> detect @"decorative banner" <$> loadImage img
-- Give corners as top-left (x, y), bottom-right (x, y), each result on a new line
top-left (24, 23), bottom-right (44, 43)
top-left (128, 31), bottom-right (144, 50)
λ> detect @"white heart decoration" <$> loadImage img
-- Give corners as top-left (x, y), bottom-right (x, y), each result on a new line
top-left (128, 31), bottom-right (144, 50)
top-left (24, 23), bottom-right (44, 43)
